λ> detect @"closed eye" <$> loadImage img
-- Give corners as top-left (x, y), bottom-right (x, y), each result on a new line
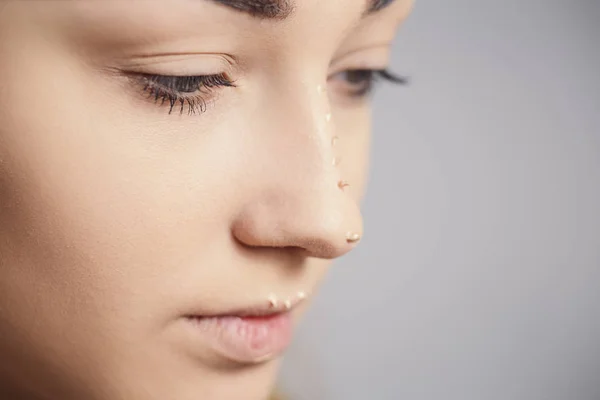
top-left (131, 72), bottom-right (235, 115)
top-left (329, 69), bottom-right (407, 98)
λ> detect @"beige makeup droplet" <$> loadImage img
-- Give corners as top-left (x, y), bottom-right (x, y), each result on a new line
top-left (346, 232), bottom-right (362, 243)
top-left (338, 180), bottom-right (350, 190)
top-left (268, 294), bottom-right (278, 308)
top-left (325, 113), bottom-right (332, 122)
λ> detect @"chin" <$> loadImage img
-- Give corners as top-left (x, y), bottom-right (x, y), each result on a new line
top-left (96, 351), bottom-right (283, 400)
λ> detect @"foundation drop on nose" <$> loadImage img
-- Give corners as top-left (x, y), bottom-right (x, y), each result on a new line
top-left (338, 180), bottom-right (350, 190)
top-left (346, 232), bottom-right (362, 243)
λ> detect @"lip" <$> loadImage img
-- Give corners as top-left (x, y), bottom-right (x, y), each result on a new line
top-left (187, 295), bottom-right (304, 319)
top-left (182, 295), bottom-right (305, 364)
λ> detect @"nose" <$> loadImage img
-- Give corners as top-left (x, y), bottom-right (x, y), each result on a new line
top-left (230, 83), bottom-right (363, 260)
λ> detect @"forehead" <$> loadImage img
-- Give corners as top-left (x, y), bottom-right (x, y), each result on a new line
top-left (59, 0), bottom-right (411, 34)
top-left (22, 0), bottom-right (412, 59)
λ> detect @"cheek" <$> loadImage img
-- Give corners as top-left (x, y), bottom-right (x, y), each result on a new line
top-left (0, 93), bottom-right (236, 313)
top-left (0, 68), bottom-right (247, 396)
top-left (0, 40), bottom-right (242, 353)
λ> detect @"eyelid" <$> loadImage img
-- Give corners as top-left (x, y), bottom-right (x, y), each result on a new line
top-left (329, 44), bottom-right (391, 74)
top-left (113, 53), bottom-right (236, 76)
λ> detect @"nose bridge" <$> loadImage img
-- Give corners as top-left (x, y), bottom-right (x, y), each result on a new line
top-left (231, 77), bottom-right (363, 259)
top-left (274, 80), bottom-right (331, 180)
top-left (248, 71), bottom-right (336, 194)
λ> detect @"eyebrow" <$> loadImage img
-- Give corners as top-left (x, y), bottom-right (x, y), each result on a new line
top-left (209, 0), bottom-right (397, 20)
top-left (208, 0), bottom-right (294, 20)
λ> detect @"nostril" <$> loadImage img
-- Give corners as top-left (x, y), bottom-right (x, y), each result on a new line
top-left (301, 238), bottom-right (338, 258)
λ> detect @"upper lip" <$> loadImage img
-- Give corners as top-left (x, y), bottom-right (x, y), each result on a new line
top-left (185, 295), bottom-right (305, 319)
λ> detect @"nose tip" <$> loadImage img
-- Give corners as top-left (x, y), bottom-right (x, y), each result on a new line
top-left (231, 183), bottom-right (364, 260)
top-left (293, 198), bottom-right (364, 259)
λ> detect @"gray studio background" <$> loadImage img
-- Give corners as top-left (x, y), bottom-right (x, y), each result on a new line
top-left (279, 1), bottom-right (600, 399)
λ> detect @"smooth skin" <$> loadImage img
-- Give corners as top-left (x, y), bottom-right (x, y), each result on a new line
top-left (0, 1), bottom-right (413, 399)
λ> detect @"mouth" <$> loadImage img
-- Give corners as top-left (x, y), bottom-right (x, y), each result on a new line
top-left (182, 293), bottom-right (306, 365)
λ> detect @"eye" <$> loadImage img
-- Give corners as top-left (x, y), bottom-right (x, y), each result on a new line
top-left (329, 69), bottom-right (407, 98)
top-left (131, 73), bottom-right (235, 115)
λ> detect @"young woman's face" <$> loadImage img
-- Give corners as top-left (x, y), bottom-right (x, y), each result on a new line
top-left (0, 1), bottom-right (411, 399)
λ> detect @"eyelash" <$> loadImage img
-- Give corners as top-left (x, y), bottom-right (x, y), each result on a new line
top-left (135, 69), bottom-right (406, 115)
top-left (136, 73), bottom-right (235, 115)
top-left (335, 69), bottom-right (408, 97)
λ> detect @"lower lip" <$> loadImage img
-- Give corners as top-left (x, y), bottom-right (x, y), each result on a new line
top-left (185, 312), bottom-right (294, 364)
